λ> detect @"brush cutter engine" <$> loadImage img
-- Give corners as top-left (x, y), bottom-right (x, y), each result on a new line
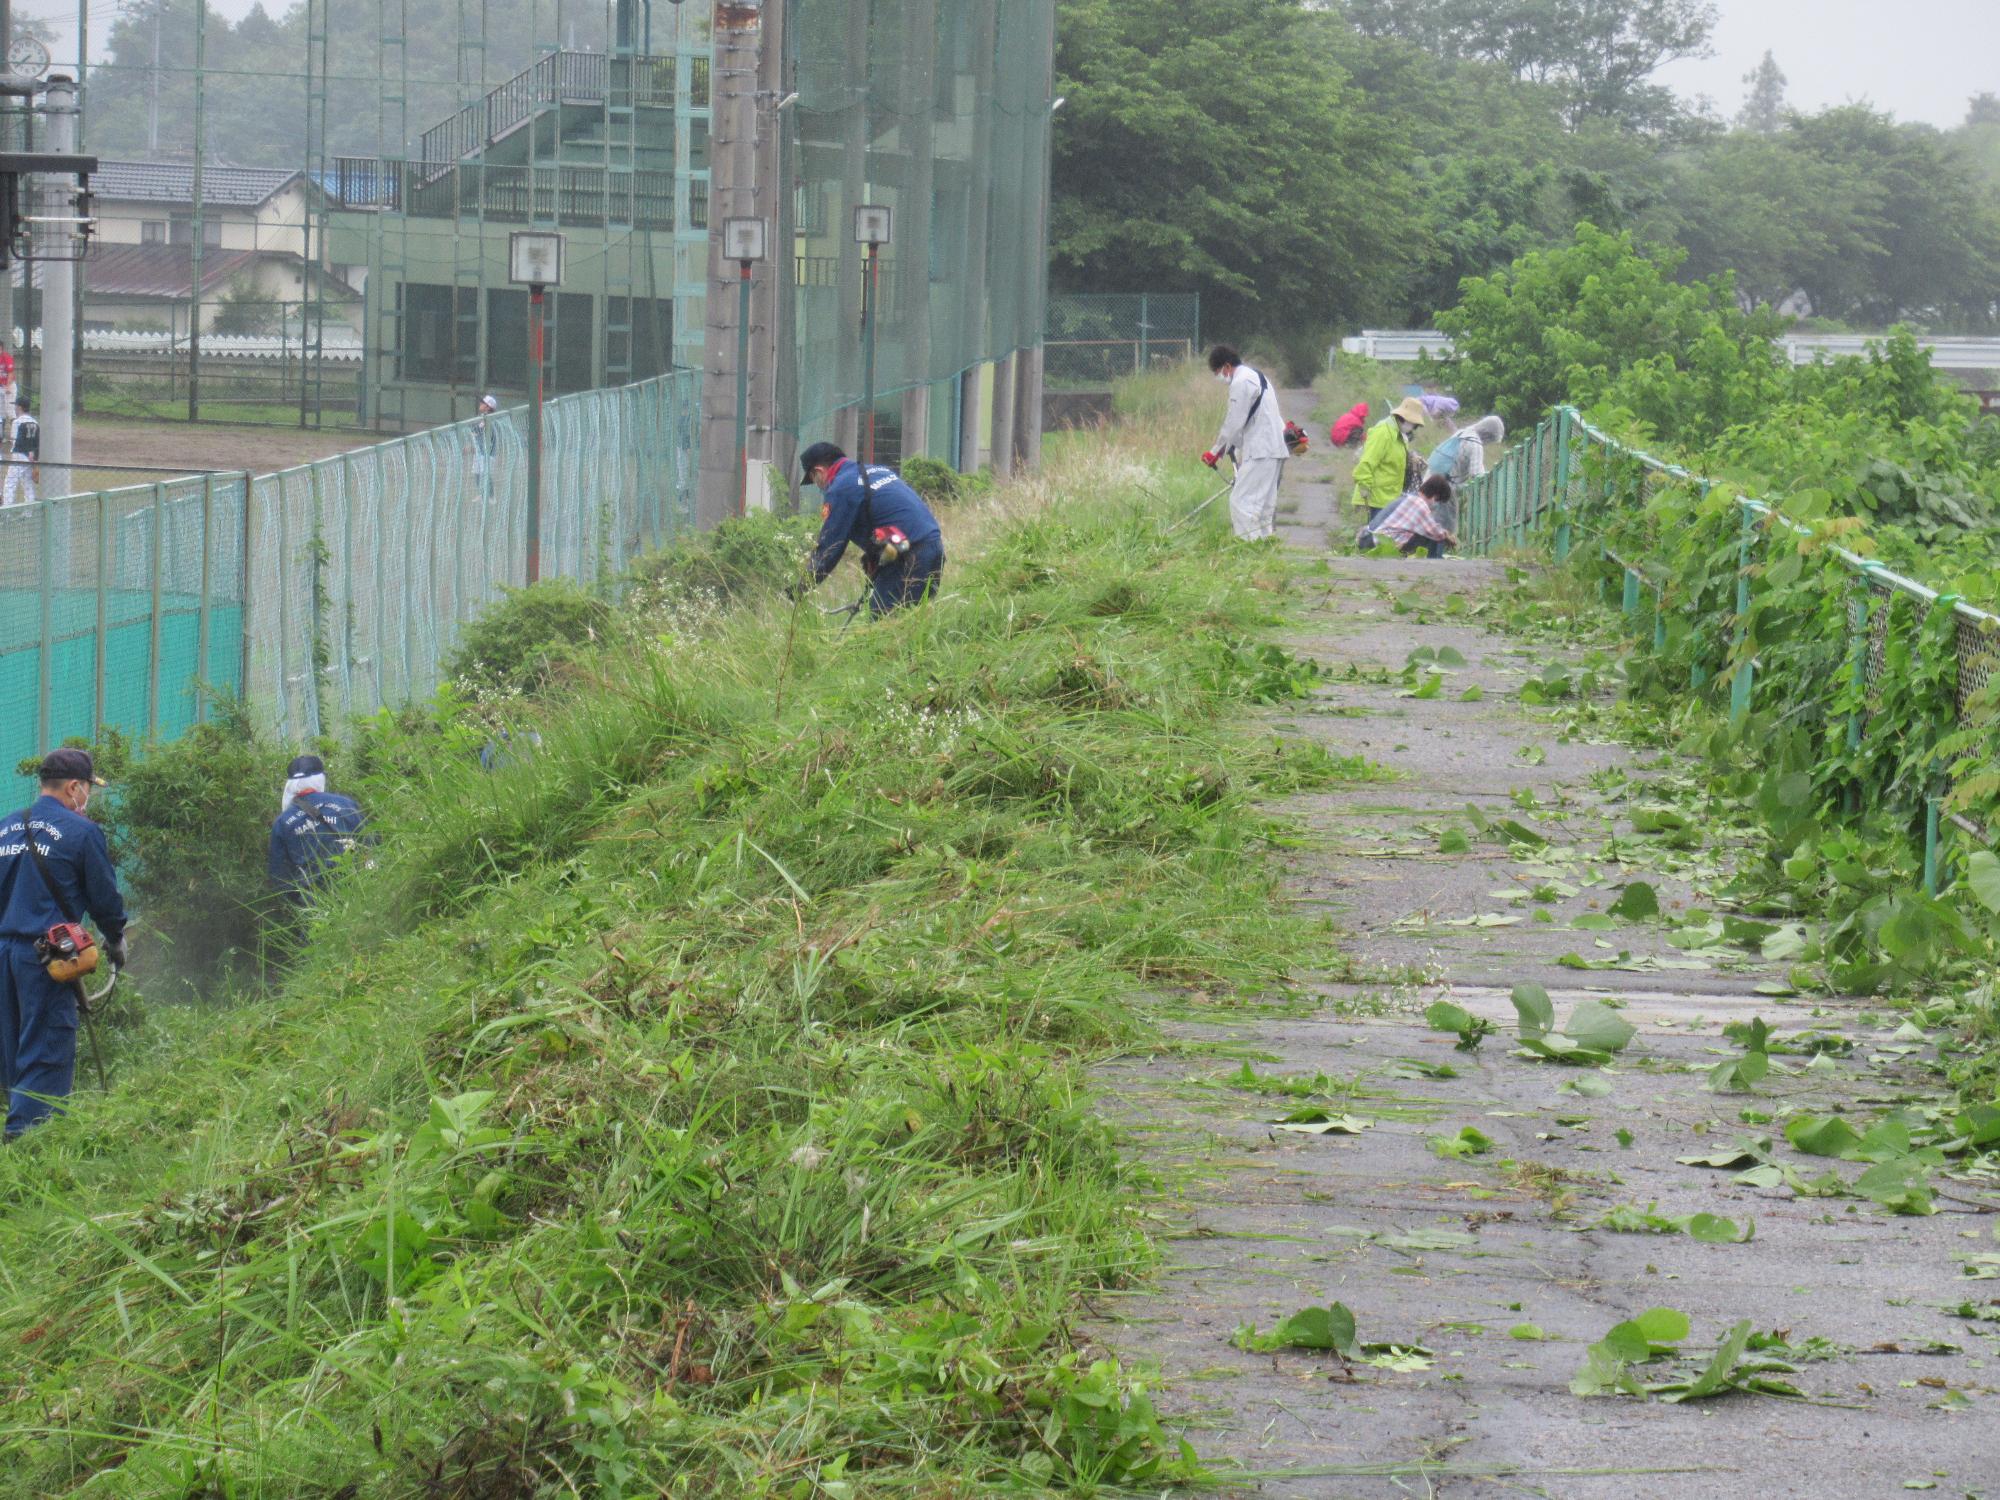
top-left (35, 920), bottom-right (99, 983)
top-left (872, 524), bottom-right (912, 563)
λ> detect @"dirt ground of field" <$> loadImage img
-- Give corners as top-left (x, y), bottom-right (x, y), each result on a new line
top-left (70, 415), bottom-right (379, 481)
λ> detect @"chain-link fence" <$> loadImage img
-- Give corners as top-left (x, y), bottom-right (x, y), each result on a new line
top-left (1458, 404), bottom-right (1999, 887)
top-left (1044, 293), bottom-right (1200, 388)
top-left (2, 368), bottom-right (700, 794)
top-left (75, 313), bottom-right (365, 426)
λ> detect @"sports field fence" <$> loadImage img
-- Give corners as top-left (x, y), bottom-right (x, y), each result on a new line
top-left (2, 368), bottom-right (700, 795)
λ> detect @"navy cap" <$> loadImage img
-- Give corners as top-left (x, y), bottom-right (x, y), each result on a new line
top-left (800, 441), bottom-right (845, 480)
top-left (286, 753), bottom-right (326, 779)
top-left (39, 748), bottom-right (106, 785)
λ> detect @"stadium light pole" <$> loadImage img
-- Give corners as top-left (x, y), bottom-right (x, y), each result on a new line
top-left (509, 230), bottom-right (563, 584)
top-left (853, 204), bottom-right (891, 466)
top-left (722, 216), bottom-right (767, 516)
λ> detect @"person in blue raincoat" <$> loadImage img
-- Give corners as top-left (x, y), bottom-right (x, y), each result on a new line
top-left (0, 748), bottom-right (127, 1138)
top-left (267, 754), bottom-right (368, 907)
top-left (790, 442), bottom-right (945, 615)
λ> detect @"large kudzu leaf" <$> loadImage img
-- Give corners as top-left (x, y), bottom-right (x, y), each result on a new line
top-left (1955, 1104), bottom-right (2000, 1147)
top-left (1966, 850), bottom-right (2000, 916)
top-left (1707, 1049), bottom-right (1770, 1093)
top-left (1685, 1213), bottom-right (1754, 1244)
top-left (1234, 1302), bottom-right (1358, 1354)
top-left (1511, 983), bottom-right (1555, 1041)
top-left (1273, 1108), bottom-right (1373, 1135)
top-left (1853, 1158), bottom-right (1934, 1216)
top-left (1608, 882), bottom-right (1659, 920)
top-left (1659, 1318), bottom-right (1758, 1403)
top-left (1565, 999), bottom-right (1636, 1055)
top-left (1784, 1114), bottom-right (1862, 1158)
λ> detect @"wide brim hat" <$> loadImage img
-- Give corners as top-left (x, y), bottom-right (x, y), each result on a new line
top-left (1392, 397), bottom-right (1429, 426)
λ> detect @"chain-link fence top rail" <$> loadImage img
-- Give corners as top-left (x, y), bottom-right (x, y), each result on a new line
top-left (1043, 293), bottom-right (1201, 387)
top-left (5, 369), bottom-right (700, 798)
top-left (783, 0), bottom-right (1055, 455)
top-left (1455, 404), bottom-right (2000, 863)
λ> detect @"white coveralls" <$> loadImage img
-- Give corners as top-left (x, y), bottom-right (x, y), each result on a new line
top-left (1212, 364), bottom-right (1287, 540)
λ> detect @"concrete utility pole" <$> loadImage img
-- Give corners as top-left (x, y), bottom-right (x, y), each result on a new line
top-left (696, 1), bottom-right (782, 527)
top-left (43, 73), bottom-right (76, 475)
top-left (0, 0), bottom-right (14, 352)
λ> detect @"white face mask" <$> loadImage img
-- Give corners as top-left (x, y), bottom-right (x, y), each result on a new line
top-left (1216, 371), bottom-right (1233, 383)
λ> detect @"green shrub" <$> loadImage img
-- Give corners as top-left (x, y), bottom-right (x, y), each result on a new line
top-left (624, 507), bottom-right (818, 603)
top-left (900, 455), bottom-right (964, 506)
top-left (442, 577), bottom-right (619, 700)
top-left (84, 706), bottom-right (294, 994)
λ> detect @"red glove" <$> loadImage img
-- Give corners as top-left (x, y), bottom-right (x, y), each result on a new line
top-left (1201, 450), bottom-right (1219, 468)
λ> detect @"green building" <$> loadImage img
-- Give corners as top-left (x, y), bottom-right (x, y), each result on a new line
top-left (324, 13), bottom-right (711, 430)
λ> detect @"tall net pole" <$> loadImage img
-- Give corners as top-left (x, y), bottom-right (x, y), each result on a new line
top-left (186, 0), bottom-right (206, 420)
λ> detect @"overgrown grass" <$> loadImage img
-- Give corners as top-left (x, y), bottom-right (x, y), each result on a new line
top-left (0, 415), bottom-right (1371, 1495)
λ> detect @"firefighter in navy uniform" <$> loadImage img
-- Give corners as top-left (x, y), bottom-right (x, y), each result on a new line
top-left (791, 442), bottom-right (945, 615)
top-left (0, 749), bottom-right (128, 1138)
top-left (267, 754), bottom-right (369, 907)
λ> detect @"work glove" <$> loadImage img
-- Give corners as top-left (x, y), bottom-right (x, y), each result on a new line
top-left (784, 580), bottom-right (809, 602)
top-left (1201, 450), bottom-right (1219, 469)
top-left (105, 936), bottom-right (127, 970)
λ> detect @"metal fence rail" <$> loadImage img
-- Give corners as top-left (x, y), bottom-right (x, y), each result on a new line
top-left (1458, 404), bottom-right (1998, 888)
top-left (2, 369), bottom-right (700, 793)
top-left (1341, 330), bottom-right (2000, 372)
top-left (1045, 293), bottom-right (1200, 387)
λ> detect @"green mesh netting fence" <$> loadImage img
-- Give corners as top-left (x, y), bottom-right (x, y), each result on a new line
top-left (1458, 404), bottom-right (2000, 889)
top-left (3, 368), bottom-right (699, 799)
top-left (782, 0), bottom-right (1055, 460)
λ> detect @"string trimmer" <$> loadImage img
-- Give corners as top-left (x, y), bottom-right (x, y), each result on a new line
top-left (1164, 462), bottom-right (1236, 535)
top-left (69, 963), bottom-right (119, 1091)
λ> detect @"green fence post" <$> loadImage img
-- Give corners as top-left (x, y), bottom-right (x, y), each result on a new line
top-left (36, 499), bottom-right (53, 754)
top-left (241, 474), bottom-right (258, 710)
top-left (1690, 633), bottom-right (1706, 690)
top-left (94, 495), bottom-right (109, 734)
top-left (1621, 566), bottom-right (1639, 617)
top-left (147, 483), bottom-right (166, 738)
top-left (1846, 576), bottom-right (1872, 756)
top-left (1729, 502), bottom-right (1754, 724)
top-left (1923, 795), bottom-right (1942, 897)
top-left (1653, 584), bottom-right (1667, 652)
top-left (1554, 411), bottom-right (1572, 561)
top-left (196, 473), bottom-right (214, 723)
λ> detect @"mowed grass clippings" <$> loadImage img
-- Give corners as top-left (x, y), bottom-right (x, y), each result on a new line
top-left (0, 402), bottom-right (1371, 1496)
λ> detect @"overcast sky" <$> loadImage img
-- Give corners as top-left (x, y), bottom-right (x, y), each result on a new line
top-left (21, 0), bottom-right (1999, 133)
top-left (1656, 0), bottom-right (1991, 129)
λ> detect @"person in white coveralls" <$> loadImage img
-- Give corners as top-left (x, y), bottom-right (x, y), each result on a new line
top-left (1200, 344), bottom-right (1288, 541)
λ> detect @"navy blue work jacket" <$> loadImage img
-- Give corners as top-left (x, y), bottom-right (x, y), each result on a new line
top-left (0, 796), bottom-right (128, 942)
top-left (268, 791), bottom-right (368, 900)
top-left (810, 460), bottom-right (944, 583)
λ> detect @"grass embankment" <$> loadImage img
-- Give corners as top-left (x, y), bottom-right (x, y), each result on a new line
top-left (0, 384), bottom-right (1375, 1496)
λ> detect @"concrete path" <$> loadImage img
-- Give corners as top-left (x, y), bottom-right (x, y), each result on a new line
top-left (1098, 389), bottom-right (1998, 1498)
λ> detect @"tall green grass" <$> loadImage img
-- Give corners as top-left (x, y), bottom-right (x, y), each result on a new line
top-left (0, 412), bottom-right (1375, 1496)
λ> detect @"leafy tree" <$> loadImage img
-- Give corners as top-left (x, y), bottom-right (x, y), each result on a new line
top-left (1783, 107), bottom-right (2000, 327)
top-left (1344, 0), bottom-right (1718, 130)
top-left (1967, 93), bottom-right (2000, 128)
top-left (210, 274), bottom-right (283, 335)
top-left (1434, 222), bottom-right (1785, 430)
top-left (1050, 0), bottom-right (1409, 339)
top-left (1736, 50), bottom-right (1786, 134)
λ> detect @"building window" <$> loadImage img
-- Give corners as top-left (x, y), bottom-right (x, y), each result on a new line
top-left (483, 287), bottom-right (596, 393)
top-left (141, 220), bottom-right (166, 244)
top-left (399, 283), bottom-right (477, 384)
top-left (169, 218), bottom-right (224, 248)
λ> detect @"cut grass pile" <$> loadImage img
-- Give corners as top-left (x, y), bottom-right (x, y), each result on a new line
top-left (0, 402), bottom-right (1375, 1496)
